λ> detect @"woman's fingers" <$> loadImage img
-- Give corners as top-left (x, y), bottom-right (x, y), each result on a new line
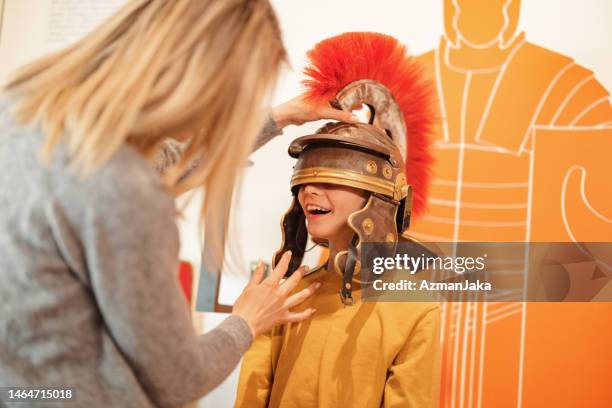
top-left (233, 254), bottom-right (319, 337)
top-left (284, 282), bottom-right (320, 309)
top-left (319, 104), bottom-right (359, 123)
top-left (247, 260), bottom-right (266, 288)
top-left (277, 265), bottom-right (308, 295)
top-left (272, 96), bottom-right (359, 128)
top-left (283, 308), bottom-right (317, 324)
top-left (266, 251), bottom-right (292, 283)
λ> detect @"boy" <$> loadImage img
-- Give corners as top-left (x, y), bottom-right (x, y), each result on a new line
top-left (235, 33), bottom-right (440, 407)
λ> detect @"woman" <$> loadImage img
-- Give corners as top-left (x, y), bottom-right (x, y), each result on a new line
top-left (0, 1), bottom-right (355, 407)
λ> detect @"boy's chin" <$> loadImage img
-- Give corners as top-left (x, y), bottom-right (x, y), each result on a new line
top-left (306, 229), bottom-right (331, 243)
top-left (307, 226), bottom-right (351, 245)
top-left (308, 232), bottom-right (328, 242)
top-left (310, 236), bottom-right (328, 245)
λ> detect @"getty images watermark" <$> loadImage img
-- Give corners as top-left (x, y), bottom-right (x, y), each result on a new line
top-left (359, 242), bottom-right (612, 302)
top-left (371, 251), bottom-right (491, 292)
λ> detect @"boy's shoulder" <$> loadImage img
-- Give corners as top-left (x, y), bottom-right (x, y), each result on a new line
top-left (376, 299), bottom-right (441, 329)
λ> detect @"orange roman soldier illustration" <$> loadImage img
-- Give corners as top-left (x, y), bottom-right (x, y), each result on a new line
top-left (409, 0), bottom-right (612, 406)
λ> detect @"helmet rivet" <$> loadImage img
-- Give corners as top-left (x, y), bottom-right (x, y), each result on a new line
top-left (366, 160), bottom-right (377, 174)
top-left (382, 164), bottom-right (393, 179)
top-left (345, 283), bottom-right (351, 289)
top-left (362, 218), bottom-right (374, 235)
top-left (314, 171), bottom-right (318, 176)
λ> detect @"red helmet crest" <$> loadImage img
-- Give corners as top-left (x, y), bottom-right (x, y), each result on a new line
top-left (302, 32), bottom-right (436, 217)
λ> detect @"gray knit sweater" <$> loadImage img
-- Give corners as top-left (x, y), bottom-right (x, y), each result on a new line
top-left (0, 101), bottom-right (280, 407)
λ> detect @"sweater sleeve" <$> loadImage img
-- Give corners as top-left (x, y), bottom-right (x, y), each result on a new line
top-left (80, 168), bottom-right (252, 407)
top-left (154, 115), bottom-right (283, 175)
top-left (383, 306), bottom-right (441, 408)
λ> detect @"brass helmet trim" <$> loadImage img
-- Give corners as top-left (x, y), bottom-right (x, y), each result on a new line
top-left (290, 167), bottom-right (395, 197)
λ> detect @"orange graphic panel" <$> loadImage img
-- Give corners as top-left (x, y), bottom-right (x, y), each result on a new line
top-left (409, 1), bottom-right (612, 406)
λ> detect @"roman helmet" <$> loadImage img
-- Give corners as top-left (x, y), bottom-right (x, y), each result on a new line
top-left (273, 32), bottom-right (435, 304)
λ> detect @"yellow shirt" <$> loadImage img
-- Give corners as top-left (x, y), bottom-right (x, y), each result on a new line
top-left (234, 267), bottom-right (440, 408)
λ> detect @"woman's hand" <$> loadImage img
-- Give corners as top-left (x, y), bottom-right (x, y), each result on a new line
top-left (272, 95), bottom-right (359, 129)
top-left (232, 251), bottom-right (320, 337)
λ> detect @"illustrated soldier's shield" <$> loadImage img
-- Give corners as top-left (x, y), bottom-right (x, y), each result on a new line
top-left (529, 126), bottom-right (612, 301)
top-left (521, 126), bottom-right (612, 406)
top-left (530, 126), bottom-right (612, 242)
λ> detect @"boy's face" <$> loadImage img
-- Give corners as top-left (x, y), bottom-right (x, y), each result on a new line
top-left (298, 183), bottom-right (369, 245)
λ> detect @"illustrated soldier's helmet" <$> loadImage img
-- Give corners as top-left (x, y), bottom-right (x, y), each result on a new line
top-left (273, 32), bottom-right (435, 304)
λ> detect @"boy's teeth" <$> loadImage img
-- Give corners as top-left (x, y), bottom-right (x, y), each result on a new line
top-left (307, 204), bottom-right (330, 214)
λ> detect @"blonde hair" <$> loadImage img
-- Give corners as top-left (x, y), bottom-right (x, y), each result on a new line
top-left (4, 0), bottom-right (286, 268)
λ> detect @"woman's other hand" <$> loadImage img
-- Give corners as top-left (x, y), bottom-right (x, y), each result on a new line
top-left (232, 251), bottom-right (320, 337)
top-left (272, 95), bottom-right (358, 128)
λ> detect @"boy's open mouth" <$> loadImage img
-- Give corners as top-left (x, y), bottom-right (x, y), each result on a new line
top-left (305, 204), bottom-right (332, 216)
